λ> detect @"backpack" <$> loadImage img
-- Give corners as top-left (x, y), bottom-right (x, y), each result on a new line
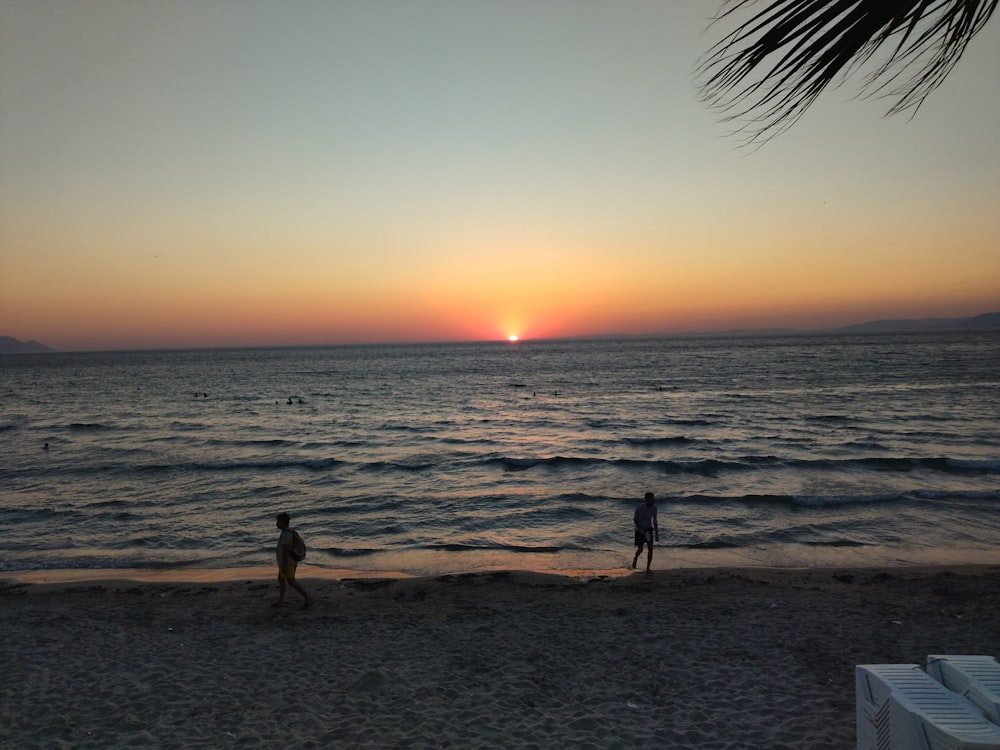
top-left (289, 528), bottom-right (307, 562)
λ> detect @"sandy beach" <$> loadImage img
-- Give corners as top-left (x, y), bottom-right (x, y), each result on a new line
top-left (3, 564), bottom-right (998, 749)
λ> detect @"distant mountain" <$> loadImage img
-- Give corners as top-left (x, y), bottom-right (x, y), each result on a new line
top-left (832, 311), bottom-right (1000, 334)
top-left (0, 336), bottom-right (53, 353)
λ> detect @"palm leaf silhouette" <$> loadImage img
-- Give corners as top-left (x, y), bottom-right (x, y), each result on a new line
top-left (699, 0), bottom-right (997, 144)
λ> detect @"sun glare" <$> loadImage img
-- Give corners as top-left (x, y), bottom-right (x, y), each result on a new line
top-left (507, 335), bottom-right (519, 342)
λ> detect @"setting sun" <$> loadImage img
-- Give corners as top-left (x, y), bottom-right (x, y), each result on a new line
top-left (1, 3), bottom-right (998, 354)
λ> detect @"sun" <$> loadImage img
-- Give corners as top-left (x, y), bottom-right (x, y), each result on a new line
top-left (507, 335), bottom-right (519, 342)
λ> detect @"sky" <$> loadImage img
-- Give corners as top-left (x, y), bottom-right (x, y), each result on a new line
top-left (1, 1), bottom-right (998, 351)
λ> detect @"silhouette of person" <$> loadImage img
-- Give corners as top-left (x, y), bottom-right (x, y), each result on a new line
top-left (631, 492), bottom-right (659, 572)
top-left (273, 512), bottom-right (312, 608)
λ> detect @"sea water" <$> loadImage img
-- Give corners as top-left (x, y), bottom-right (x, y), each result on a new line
top-left (1, 332), bottom-right (998, 576)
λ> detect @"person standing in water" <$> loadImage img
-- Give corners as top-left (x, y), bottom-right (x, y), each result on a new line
top-left (273, 512), bottom-right (313, 608)
top-left (632, 492), bottom-right (659, 572)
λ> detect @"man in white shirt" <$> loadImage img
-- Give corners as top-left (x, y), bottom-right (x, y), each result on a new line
top-left (631, 492), bottom-right (659, 572)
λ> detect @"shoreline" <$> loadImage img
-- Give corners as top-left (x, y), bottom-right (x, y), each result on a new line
top-left (4, 558), bottom-right (999, 589)
top-left (7, 539), bottom-right (1000, 586)
top-left (5, 563), bottom-right (998, 748)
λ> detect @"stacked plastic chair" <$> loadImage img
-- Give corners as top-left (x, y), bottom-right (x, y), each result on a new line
top-left (856, 656), bottom-right (1000, 749)
top-left (927, 656), bottom-right (1000, 726)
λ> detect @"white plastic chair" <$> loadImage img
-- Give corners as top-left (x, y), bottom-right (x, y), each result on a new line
top-left (928, 655), bottom-right (1000, 726)
top-left (856, 663), bottom-right (1000, 749)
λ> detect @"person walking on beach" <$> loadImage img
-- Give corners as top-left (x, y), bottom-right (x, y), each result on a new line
top-left (632, 492), bottom-right (659, 572)
top-left (273, 512), bottom-right (313, 608)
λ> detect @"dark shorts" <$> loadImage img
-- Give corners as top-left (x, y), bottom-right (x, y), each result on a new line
top-left (635, 529), bottom-right (653, 547)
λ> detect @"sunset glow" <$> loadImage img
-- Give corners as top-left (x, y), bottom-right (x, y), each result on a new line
top-left (0, 3), bottom-right (997, 351)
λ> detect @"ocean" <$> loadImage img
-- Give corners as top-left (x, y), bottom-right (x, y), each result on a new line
top-left (1, 332), bottom-right (998, 577)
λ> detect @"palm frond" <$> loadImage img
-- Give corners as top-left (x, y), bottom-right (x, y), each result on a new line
top-left (698, 0), bottom-right (997, 144)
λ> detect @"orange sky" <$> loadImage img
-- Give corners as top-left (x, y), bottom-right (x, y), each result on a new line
top-left (1, 2), bottom-right (998, 351)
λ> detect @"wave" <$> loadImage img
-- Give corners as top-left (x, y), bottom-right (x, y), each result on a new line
top-left (421, 543), bottom-right (561, 554)
top-left (322, 547), bottom-right (382, 558)
top-left (788, 493), bottom-right (899, 508)
top-left (838, 440), bottom-right (890, 451)
top-left (0, 415), bottom-right (30, 433)
top-left (678, 490), bottom-right (1000, 509)
top-left (146, 457), bottom-right (344, 473)
top-left (208, 438), bottom-right (300, 448)
top-left (674, 540), bottom-right (741, 550)
top-left (488, 454), bottom-right (1000, 476)
top-left (940, 458), bottom-right (1000, 473)
top-left (0, 456), bottom-right (346, 479)
top-left (624, 436), bottom-right (696, 446)
top-left (912, 489), bottom-right (1000, 501)
top-left (672, 536), bottom-right (869, 550)
top-left (360, 460), bottom-right (436, 472)
top-left (9, 451), bottom-right (997, 483)
top-left (0, 555), bottom-right (212, 572)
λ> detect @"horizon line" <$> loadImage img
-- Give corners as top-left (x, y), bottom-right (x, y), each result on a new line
top-left (5, 310), bottom-right (999, 355)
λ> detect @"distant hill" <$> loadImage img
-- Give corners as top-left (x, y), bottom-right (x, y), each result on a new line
top-left (0, 336), bottom-right (53, 353)
top-left (832, 311), bottom-right (1000, 334)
